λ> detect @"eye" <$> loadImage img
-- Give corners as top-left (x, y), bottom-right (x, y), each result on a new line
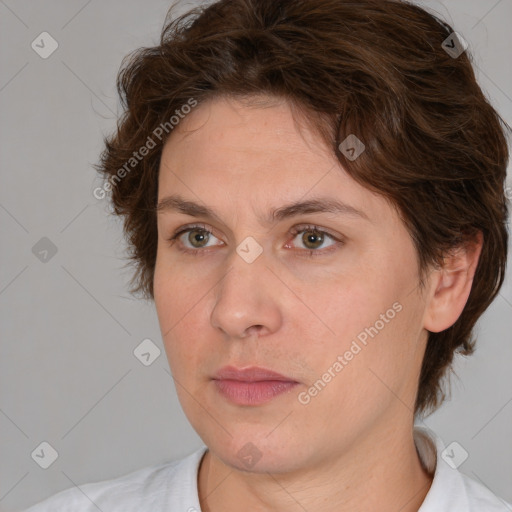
top-left (167, 223), bottom-right (344, 256)
top-left (286, 224), bottom-right (340, 254)
top-left (168, 224), bottom-right (222, 252)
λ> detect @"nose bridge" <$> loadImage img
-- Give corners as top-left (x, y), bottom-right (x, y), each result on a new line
top-left (227, 242), bottom-right (266, 293)
top-left (221, 232), bottom-right (269, 291)
top-left (210, 238), bottom-right (281, 338)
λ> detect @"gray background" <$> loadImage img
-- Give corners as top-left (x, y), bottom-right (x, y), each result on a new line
top-left (0, 0), bottom-right (511, 510)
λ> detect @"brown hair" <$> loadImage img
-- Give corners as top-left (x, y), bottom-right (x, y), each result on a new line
top-left (95, 0), bottom-right (510, 417)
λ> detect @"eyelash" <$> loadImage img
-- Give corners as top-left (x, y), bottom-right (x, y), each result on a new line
top-left (166, 223), bottom-right (344, 257)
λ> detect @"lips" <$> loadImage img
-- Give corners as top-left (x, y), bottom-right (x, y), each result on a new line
top-left (212, 366), bottom-right (299, 406)
top-left (213, 365), bottom-right (298, 383)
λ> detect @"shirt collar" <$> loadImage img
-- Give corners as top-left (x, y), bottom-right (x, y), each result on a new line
top-left (414, 424), bottom-right (471, 511)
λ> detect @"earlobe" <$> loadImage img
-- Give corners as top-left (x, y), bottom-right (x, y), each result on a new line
top-left (423, 231), bottom-right (484, 333)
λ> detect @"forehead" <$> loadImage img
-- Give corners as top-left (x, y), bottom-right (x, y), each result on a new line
top-left (157, 95), bottom-right (390, 224)
top-left (164, 95), bottom-right (329, 160)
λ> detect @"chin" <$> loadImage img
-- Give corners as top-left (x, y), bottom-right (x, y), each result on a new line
top-left (207, 433), bottom-right (311, 475)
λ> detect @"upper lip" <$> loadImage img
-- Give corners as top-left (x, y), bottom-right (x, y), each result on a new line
top-left (213, 366), bottom-right (297, 382)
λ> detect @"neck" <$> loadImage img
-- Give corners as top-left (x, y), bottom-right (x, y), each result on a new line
top-left (197, 422), bottom-right (433, 512)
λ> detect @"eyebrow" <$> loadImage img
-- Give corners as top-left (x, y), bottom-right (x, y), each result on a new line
top-left (155, 194), bottom-right (370, 224)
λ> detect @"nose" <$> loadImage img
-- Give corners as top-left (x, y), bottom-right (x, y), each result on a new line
top-left (210, 248), bottom-right (283, 340)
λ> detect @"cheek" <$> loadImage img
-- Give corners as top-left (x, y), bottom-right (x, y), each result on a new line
top-left (307, 269), bottom-right (423, 386)
top-left (306, 270), bottom-right (395, 345)
top-left (297, 301), bottom-right (420, 436)
top-left (153, 260), bottom-right (201, 364)
top-left (153, 256), bottom-right (230, 382)
top-left (153, 250), bottom-right (204, 324)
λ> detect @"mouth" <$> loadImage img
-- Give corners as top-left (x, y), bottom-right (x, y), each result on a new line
top-left (213, 365), bottom-right (298, 382)
top-left (212, 366), bottom-right (299, 406)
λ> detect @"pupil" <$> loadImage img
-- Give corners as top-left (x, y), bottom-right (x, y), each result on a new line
top-left (190, 229), bottom-right (208, 247)
top-left (304, 230), bottom-right (323, 248)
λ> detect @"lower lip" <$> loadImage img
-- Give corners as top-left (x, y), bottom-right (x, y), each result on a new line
top-left (214, 379), bottom-right (299, 405)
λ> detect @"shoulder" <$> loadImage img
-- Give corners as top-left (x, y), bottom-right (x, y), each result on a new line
top-left (414, 425), bottom-right (512, 512)
top-left (458, 472), bottom-right (512, 512)
top-left (23, 447), bottom-right (207, 512)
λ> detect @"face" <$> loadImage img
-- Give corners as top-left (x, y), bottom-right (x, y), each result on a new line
top-left (154, 95), bottom-right (432, 473)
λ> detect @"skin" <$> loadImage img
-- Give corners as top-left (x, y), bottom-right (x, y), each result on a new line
top-left (153, 95), bottom-right (483, 512)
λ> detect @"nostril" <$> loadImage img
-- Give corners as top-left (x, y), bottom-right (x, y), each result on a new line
top-left (244, 325), bottom-right (264, 337)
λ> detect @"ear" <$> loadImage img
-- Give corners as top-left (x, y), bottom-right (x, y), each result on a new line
top-left (423, 231), bottom-right (484, 333)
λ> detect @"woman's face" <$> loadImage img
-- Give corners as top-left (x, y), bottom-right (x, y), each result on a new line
top-left (154, 95), bottom-right (432, 473)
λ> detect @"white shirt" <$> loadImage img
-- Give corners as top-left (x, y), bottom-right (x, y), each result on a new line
top-left (24, 426), bottom-right (511, 511)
